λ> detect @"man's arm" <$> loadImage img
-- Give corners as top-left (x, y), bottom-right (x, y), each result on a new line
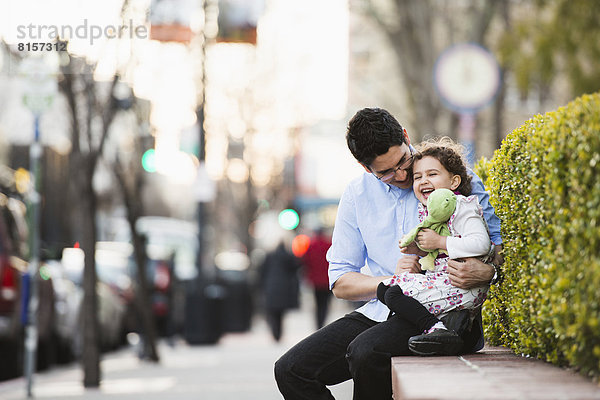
top-left (469, 170), bottom-right (502, 246)
top-left (331, 254), bottom-right (422, 301)
top-left (331, 272), bottom-right (391, 301)
top-left (446, 245), bottom-right (503, 289)
top-left (328, 182), bottom-right (385, 301)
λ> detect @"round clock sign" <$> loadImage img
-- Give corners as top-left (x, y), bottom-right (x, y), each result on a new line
top-left (433, 43), bottom-right (500, 114)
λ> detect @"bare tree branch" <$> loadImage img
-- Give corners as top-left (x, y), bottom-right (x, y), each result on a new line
top-left (472, 0), bottom-right (498, 43)
top-left (90, 75), bottom-right (119, 169)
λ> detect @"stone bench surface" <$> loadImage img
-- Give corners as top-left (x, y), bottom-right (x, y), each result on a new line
top-left (391, 345), bottom-right (600, 400)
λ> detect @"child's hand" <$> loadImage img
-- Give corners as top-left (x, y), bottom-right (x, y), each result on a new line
top-left (399, 241), bottom-right (420, 254)
top-left (416, 229), bottom-right (447, 251)
top-left (400, 242), bottom-right (428, 257)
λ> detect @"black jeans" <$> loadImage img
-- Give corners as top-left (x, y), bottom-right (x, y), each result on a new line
top-left (314, 288), bottom-right (332, 329)
top-left (274, 311), bottom-right (421, 400)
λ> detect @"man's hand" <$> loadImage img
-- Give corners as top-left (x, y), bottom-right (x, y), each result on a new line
top-left (447, 257), bottom-right (494, 289)
top-left (416, 229), bottom-right (446, 251)
top-left (395, 255), bottom-right (422, 274)
top-left (492, 244), bottom-right (504, 266)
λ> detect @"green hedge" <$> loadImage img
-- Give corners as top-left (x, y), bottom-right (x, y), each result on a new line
top-left (476, 92), bottom-right (600, 378)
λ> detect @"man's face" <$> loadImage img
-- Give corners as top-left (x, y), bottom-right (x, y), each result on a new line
top-left (366, 144), bottom-right (414, 189)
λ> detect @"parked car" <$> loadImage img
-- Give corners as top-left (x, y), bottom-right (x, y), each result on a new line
top-left (0, 193), bottom-right (55, 380)
top-left (44, 259), bottom-right (83, 363)
top-left (95, 242), bottom-right (136, 344)
top-left (61, 246), bottom-right (127, 352)
top-left (136, 217), bottom-right (198, 336)
top-left (98, 238), bottom-right (178, 338)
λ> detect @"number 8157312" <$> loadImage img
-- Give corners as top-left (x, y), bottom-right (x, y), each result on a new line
top-left (17, 42), bottom-right (67, 52)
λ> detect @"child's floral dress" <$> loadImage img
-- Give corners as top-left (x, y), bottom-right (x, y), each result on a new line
top-left (384, 195), bottom-right (492, 318)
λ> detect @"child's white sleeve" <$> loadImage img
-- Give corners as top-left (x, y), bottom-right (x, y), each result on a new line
top-left (446, 196), bottom-right (491, 259)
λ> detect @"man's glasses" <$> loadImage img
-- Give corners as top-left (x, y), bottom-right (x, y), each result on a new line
top-left (373, 148), bottom-right (414, 183)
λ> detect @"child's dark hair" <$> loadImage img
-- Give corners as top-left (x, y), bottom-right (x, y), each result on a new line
top-left (414, 137), bottom-right (472, 196)
top-left (346, 108), bottom-right (407, 166)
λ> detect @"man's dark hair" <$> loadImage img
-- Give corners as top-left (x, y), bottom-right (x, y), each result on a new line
top-left (346, 108), bottom-right (407, 166)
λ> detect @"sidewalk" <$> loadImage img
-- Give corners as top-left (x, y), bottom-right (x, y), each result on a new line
top-left (3, 290), bottom-right (600, 400)
top-left (0, 288), bottom-right (353, 400)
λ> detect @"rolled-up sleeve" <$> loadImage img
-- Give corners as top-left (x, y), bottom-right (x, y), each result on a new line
top-left (469, 170), bottom-right (503, 245)
top-left (326, 185), bottom-right (367, 290)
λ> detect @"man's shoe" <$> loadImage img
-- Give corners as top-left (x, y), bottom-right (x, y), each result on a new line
top-left (408, 329), bottom-right (464, 356)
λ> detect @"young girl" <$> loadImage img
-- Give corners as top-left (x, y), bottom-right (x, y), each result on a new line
top-left (377, 138), bottom-right (494, 356)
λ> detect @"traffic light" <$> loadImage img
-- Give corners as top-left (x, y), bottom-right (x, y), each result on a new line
top-left (278, 209), bottom-right (299, 230)
top-left (292, 234), bottom-right (310, 257)
top-left (141, 149), bottom-right (156, 172)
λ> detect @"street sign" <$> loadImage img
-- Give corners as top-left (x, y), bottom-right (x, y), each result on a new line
top-left (19, 57), bottom-right (57, 116)
top-left (433, 43), bottom-right (500, 114)
top-left (433, 43), bottom-right (501, 166)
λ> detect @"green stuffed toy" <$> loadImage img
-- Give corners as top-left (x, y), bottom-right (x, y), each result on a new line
top-left (400, 188), bottom-right (457, 271)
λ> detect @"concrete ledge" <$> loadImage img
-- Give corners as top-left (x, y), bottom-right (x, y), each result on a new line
top-left (391, 345), bottom-right (600, 400)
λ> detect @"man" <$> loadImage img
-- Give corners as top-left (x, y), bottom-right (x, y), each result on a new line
top-left (274, 108), bottom-right (503, 399)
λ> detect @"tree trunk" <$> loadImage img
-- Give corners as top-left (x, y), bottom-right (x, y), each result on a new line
top-left (79, 165), bottom-right (101, 387)
top-left (114, 162), bottom-right (160, 362)
top-left (59, 33), bottom-right (124, 392)
top-left (494, 0), bottom-right (511, 149)
top-left (494, 68), bottom-right (507, 149)
top-left (368, 0), bottom-right (441, 138)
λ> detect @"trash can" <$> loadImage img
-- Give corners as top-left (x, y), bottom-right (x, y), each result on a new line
top-left (213, 251), bottom-right (253, 333)
top-left (183, 280), bottom-right (226, 345)
top-left (218, 269), bottom-right (253, 333)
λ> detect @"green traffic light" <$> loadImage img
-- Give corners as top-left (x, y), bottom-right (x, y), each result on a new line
top-left (39, 265), bottom-right (51, 281)
top-left (141, 149), bottom-right (156, 172)
top-left (278, 209), bottom-right (299, 230)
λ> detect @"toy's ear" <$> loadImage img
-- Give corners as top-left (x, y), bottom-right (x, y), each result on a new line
top-left (450, 174), bottom-right (461, 191)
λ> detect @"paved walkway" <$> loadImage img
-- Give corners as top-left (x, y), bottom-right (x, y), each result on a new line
top-left (0, 288), bottom-right (353, 400)
top-left (3, 289), bottom-right (600, 399)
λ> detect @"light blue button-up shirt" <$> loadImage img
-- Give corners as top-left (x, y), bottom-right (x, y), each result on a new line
top-left (327, 169), bottom-right (502, 322)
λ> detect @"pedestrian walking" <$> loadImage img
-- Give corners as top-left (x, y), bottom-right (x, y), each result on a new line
top-left (259, 240), bottom-right (302, 342)
top-left (301, 228), bottom-right (332, 329)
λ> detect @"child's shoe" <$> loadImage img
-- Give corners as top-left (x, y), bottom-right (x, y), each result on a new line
top-left (407, 328), bottom-right (463, 356)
